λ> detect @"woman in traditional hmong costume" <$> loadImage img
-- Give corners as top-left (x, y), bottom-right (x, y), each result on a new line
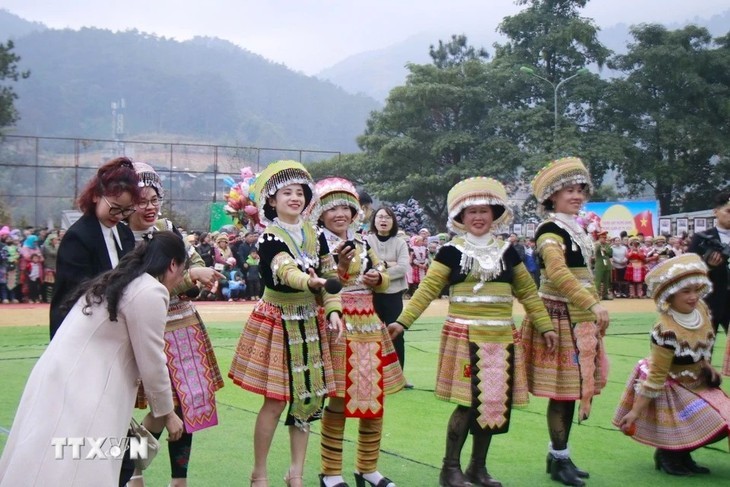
top-left (614, 253), bottom-right (730, 475)
top-left (228, 161), bottom-right (343, 487)
top-left (625, 237), bottom-right (647, 298)
top-left (311, 178), bottom-right (405, 487)
top-left (521, 157), bottom-right (610, 487)
top-left (408, 235), bottom-right (429, 296)
top-left (388, 178), bottom-right (556, 487)
top-left (126, 162), bottom-right (225, 487)
top-left (648, 235), bottom-right (674, 267)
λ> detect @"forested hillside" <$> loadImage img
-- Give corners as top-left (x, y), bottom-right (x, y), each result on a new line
top-left (2, 11), bottom-right (380, 152)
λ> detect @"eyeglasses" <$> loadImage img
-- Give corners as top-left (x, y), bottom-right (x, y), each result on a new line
top-left (102, 196), bottom-right (136, 218)
top-left (137, 197), bottom-right (163, 209)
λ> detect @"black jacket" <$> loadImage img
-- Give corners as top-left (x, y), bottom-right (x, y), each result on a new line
top-left (49, 213), bottom-right (136, 339)
top-left (689, 227), bottom-right (730, 327)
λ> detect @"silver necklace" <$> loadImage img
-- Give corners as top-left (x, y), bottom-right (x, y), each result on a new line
top-left (550, 213), bottom-right (594, 271)
top-left (668, 308), bottom-right (702, 330)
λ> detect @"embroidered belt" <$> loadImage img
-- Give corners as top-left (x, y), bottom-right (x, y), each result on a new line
top-left (450, 317), bottom-right (513, 327)
top-left (450, 295), bottom-right (512, 304)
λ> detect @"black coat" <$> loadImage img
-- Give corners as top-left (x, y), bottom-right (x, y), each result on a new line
top-left (49, 213), bottom-right (136, 339)
top-left (689, 227), bottom-right (730, 329)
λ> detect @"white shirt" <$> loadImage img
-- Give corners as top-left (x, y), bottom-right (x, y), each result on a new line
top-left (99, 222), bottom-right (122, 268)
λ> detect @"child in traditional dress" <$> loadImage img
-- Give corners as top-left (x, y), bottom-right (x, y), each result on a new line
top-left (389, 177), bottom-right (555, 487)
top-left (614, 253), bottom-right (730, 476)
top-left (228, 161), bottom-right (343, 487)
top-left (312, 177), bottom-right (405, 487)
top-left (625, 237), bottom-right (647, 298)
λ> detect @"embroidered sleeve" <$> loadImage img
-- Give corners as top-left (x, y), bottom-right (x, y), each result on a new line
top-left (318, 231), bottom-right (338, 278)
top-left (396, 260), bottom-right (451, 329)
top-left (320, 285), bottom-right (342, 318)
top-left (169, 244), bottom-right (206, 296)
top-left (367, 244), bottom-right (390, 293)
top-left (512, 263), bottom-right (553, 334)
top-left (317, 235), bottom-right (342, 317)
top-left (539, 232), bottom-right (599, 312)
top-left (638, 342), bottom-right (675, 397)
top-left (271, 252), bottom-right (311, 291)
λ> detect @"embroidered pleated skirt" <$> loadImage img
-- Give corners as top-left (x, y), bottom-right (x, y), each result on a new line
top-left (228, 288), bottom-right (335, 425)
top-left (612, 358), bottom-right (730, 450)
top-left (434, 316), bottom-right (528, 434)
top-left (136, 299), bottom-right (223, 433)
top-left (522, 299), bottom-right (608, 404)
top-left (328, 289), bottom-right (405, 419)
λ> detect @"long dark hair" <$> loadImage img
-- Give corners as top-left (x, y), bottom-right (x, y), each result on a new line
top-left (63, 231), bottom-right (186, 321)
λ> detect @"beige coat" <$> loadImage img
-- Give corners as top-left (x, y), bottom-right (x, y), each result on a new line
top-left (0, 273), bottom-right (174, 486)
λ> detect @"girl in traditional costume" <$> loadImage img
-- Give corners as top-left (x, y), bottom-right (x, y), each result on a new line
top-left (228, 161), bottom-right (343, 487)
top-left (614, 253), bottom-right (730, 476)
top-left (625, 237), bottom-right (647, 298)
top-left (521, 157), bottom-right (610, 487)
top-left (388, 177), bottom-right (555, 487)
top-left (312, 177), bottom-right (405, 487)
top-left (408, 235), bottom-right (429, 296)
top-left (126, 162), bottom-right (224, 487)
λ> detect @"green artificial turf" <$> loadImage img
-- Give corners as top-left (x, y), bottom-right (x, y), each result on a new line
top-left (1, 311), bottom-right (728, 486)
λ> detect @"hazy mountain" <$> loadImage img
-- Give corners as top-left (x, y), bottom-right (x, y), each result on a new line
top-left (315, 32), bottom-right (435, 102)
top-left (0, 9), bottom-right (47, 39)
top-left (1, 10), bottom-right (380, 154)
top-left (317, 10), bottom-right (730, 102)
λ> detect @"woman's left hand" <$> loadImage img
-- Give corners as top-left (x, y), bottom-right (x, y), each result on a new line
top-left (541, 330), bottom-right (558, 353)
top-left (361, 269), bottom-right (381, 288)
top-left (328, 312), bottom-right (344, 342)
top-left (164, 412), bottom-right (184, 442)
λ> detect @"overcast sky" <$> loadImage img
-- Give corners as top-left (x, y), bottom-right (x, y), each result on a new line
top-left (1, 0), bottom-right (728, 74)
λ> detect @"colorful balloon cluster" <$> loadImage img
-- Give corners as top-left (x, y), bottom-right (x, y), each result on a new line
top-left (223, 167), bottom-right (263, 231)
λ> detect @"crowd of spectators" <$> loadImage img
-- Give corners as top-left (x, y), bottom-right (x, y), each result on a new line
top-left (0, 226), bottom-right (62, 304)
top-left (0, 219), bottom-right (695, 307)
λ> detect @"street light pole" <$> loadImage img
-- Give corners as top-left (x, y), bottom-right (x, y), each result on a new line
top-left (519, 67), bottom-right (589, 149)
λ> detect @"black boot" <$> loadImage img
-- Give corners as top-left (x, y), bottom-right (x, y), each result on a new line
top-left (439, 459), bottom-right (472, 487)
top-left (546, 453), bottom-right (589, 478)
top-left (440, 406), bottom-right (471, 487)
top-left (654, 449), bottom-right (692, 476)
top-left (679, 451), bottom-right (710, 474)
top-left (549, 457), bottom-right (585, 486)
top-left (464, 461), bottom-right (501, 487)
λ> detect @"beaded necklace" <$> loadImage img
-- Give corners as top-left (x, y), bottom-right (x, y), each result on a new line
top-left (272, 218), bottom-right (318, 269)
top-left (452, 233), bottom-right (508, 292)
top-left (550, 212), bottom-right (594, 271)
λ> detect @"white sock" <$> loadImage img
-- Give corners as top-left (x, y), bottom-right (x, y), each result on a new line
top-left (323, 475), bottom-right (346, 487)
top-left (548, 441), bottom-right (570, 459)
top-left (360, 471), bottom-right (394, 486)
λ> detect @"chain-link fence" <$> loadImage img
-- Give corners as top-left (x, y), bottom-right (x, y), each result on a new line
top-left (0, 135), bottom-right (340, 231)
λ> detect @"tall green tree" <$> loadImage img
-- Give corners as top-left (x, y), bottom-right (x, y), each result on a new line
top-left (358, 35), bottom-right (525, 230)
top-left (493, 0), bottom-right (616, 177)
top-left (0, 39), bottom-right (30, 131)
top-left (601, 25), bottom-right (730, 214)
